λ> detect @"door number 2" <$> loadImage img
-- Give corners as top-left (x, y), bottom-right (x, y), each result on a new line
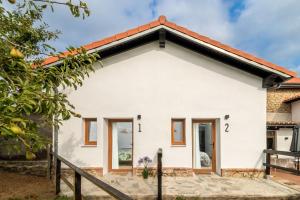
top-left (225, 123), bottom-right (229, 133)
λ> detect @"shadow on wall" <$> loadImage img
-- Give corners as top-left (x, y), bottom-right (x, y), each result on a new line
top-left (167, 42), bottom-right (264, 90)
top-left (99, 41), bottom-right (263, 90)
top-left (59, 131), bottom-right (85, 167)
top-left (255, 152), bottom-right (264, 169)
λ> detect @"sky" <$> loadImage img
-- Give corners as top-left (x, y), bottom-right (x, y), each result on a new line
top-left (38, 0), bottom-right (300, 75)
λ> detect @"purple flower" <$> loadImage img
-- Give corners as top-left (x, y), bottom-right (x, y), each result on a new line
top-left (138, 158), bottom-right (144, 165)
top-left (138, 156), bottom-right (152, 167)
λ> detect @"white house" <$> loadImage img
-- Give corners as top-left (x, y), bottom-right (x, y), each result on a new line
top-left (46, 16), bottom-right (296, 176)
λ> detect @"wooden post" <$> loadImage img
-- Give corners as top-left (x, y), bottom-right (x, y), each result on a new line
top-left (157, 148), bottom-right (162, 200)
top-left (75, 171), bottom-right (82, 200)
top-left (266, 152), bottom-right (271, 176)
top-left (55, 158), bottom-right (61, 195)
top-left (297, 157), bottom-right (300, 175)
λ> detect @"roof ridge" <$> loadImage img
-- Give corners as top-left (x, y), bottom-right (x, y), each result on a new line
top-left (41, 15), bottom-right (297, 77)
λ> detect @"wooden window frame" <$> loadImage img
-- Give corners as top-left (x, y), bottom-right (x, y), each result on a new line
top-left (108, 119), bottom-right (134, 172)
top-left (84, 118), bottom-right (97, 145)
top-left (171, 119), bottom-right (186, 145)
top-left (192, 119), bottom-right (216, 173)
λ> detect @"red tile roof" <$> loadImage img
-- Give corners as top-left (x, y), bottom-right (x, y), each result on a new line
top-left (42, 16), bottom-right (296, 77)
top-left (284, 77), bottom-right (300, 84)
top-left (267, 121), bottom-right (299, 126)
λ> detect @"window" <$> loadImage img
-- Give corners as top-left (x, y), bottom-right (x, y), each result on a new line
top-left (84, 118), bottom-right (97, 145)
top-left (171, 119), bottom-right (186, 145)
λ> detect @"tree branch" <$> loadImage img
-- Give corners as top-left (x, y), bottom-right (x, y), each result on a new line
top-left (33, 0), bottom-right (88, 9)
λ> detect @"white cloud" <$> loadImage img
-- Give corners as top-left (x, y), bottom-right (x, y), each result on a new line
top-left (43, 0), bottom-right (154, 50)
top-left (156, 0), bottom-right (234, 43)
top-left (232, 0), bottom-right (300, 75)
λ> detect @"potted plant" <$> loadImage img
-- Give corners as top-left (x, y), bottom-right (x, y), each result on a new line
top-left (138, 156), bottom-right (152, 179)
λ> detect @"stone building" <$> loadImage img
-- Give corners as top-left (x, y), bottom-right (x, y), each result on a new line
top-left (267, 77), bottom-right (300, 165)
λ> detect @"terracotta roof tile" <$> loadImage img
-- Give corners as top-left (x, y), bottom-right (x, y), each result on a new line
top-left (267, 121), bottom-right (299, 126)
top-left (284, 77), bottom-right (300, 84)
top-left (41, 16), bottom-right (296, 77)
top-left (149, 20), bottom-right (160, 28)
top-left (158, 15), bottom-right (166, 24)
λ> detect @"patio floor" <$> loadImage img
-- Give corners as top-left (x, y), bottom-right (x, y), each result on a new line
top-left (60, 173), bottom-right (300, 200)
top-left (272, 169), bottom-right (300, 191)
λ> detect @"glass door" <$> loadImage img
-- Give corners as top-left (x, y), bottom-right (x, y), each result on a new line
top-left (109, 120), bottom-right (133, 171)
top-left (193, 120), bottom-right (216, 172)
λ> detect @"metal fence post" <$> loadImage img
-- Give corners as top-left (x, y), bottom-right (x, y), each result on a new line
top-left (157, 148), bottom-right (162, 200)
top-left (55, 157), bottom-right (61, 194)
top-left (75, 171), bottom-right (82, 200)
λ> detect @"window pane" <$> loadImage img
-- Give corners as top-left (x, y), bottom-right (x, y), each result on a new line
top-left (174, 121), bottom-right (184, 142)
top-left (111, 121), bottom-right (133, 169)
top-left (88, 120), bottom-right (97, 142)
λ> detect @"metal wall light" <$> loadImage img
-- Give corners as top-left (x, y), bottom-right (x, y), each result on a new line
top-left (137, 114), bottom-right (142, 132)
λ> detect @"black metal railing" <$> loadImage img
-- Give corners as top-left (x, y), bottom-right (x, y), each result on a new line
top-left (50, 152), bottom-right (132, 200)
top-left (157, 148), bottom-right (163, 200)
top-left (263, 149), bottom-right (300, 176)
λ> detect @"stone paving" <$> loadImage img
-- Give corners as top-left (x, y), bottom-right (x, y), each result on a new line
top-left (61, 173), bottom-right (300, 199)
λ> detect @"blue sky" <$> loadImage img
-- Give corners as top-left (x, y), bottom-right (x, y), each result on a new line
top-left (40, 0), bottom-right (300, 75)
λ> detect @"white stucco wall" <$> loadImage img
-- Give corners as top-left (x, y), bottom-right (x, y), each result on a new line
top-left (292, 100), bottom-right (300, 122)
top-left (276, 128), bottom-right (293, 151)
top-left (57, 41), bottom-right (266, 174)
top-left (267, 112), bottom-right (292, 122)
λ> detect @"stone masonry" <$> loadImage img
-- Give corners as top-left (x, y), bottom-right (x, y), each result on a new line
top-left (267, 88), bottom-right (300, 113)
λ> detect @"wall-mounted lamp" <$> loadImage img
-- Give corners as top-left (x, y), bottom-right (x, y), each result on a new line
top-left (224, 114), bottom-right (230, 120)
top-left (137, 115), bottom-right (142, 132)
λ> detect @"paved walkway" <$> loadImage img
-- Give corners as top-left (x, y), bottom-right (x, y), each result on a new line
top-left (61, 174), bottom-right (300, 199)
top-left (272, 169), bottom-right (300, 191)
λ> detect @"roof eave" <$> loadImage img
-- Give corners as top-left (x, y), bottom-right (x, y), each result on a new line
top-left (43, 24), bottom-right (294, 80)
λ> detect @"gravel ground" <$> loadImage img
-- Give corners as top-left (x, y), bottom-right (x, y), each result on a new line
top-left (0, 171), bottom-right (61, 200)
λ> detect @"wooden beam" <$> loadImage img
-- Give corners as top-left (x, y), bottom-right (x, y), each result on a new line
top-left (75, 171), bottom-right (82, 200)
top-left (159, 29), bottom-right (166, 48)
top-left (157, 148), bottom-right (163, 200)
top-left (55, 158), bottom-right (61, 195)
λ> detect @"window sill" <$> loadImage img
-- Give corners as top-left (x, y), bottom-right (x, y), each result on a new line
top-left (171, 144), bottom-right (186, 147)
top-left (81, 144), bottom-right (98, 147)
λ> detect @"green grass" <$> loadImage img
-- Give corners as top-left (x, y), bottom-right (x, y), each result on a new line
top-left (54, 196), bottom-right (72, 200)
top-left (175, 196), bottom-right (186, 200)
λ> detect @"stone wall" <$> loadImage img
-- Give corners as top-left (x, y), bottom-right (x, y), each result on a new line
top-left (221, 168), bottom-right (264, 178)
top-left (0, 161), bottom-right (48, 176)
top-left (267, 88), bottom-right (300, 113)
top-left (134, 167), bottom-right (193, 177)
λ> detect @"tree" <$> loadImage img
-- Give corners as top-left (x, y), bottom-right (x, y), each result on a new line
top-left (0, 0), bottom-right (99, 159)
